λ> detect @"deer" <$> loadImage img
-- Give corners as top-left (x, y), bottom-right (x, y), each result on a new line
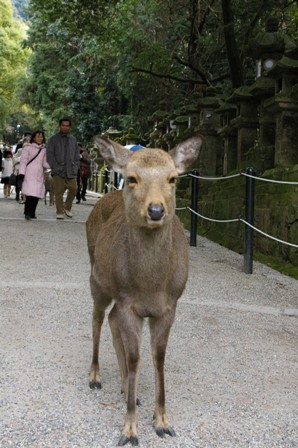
top-left (44, 170), bottom-right (55, 206)
top-left (86, 135), bottom-right (203, 446)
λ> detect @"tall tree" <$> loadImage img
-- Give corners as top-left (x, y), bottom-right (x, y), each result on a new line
top-left (0, 0), bottom-right (29, 135)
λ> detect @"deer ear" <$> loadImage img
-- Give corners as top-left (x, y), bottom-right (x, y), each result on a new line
top-left (93, 136), bottom-right (131, 174)
top-left (169, 135), bottom-right (203, 174)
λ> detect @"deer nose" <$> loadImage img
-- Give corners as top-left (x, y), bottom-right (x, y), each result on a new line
top-left (148, 204), bottom-right (165, 221)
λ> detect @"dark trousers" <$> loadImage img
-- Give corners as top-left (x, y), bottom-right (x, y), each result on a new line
top-left (24, 196), bottom-right (39, 218)
top-left (15, 175), bottom-right (20, 200)
top-left (76, 174), bottom-right (88, 201)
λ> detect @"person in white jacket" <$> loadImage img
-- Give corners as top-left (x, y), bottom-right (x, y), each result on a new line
top-left (13, 136), bottom-right (31, 203)
top-left (1, 150), bottom-right (13, 198)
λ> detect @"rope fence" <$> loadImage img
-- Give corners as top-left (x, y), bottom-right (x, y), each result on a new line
top-left (183, 168), bottom-right (298, 274)
top-left (187, 207), bottom-right (298, 248)
top-left (189, 171), bottom-right (298, 185)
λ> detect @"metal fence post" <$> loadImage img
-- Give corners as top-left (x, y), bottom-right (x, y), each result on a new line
top-left (190, 170), bottom-right (199, 247)
top-left (94, 173), bottom-right (99, 193)
top-left (114, 172), bottom-right (118, 190)
top-left (244, 167), bottom-right (256, 274)
top-left (104, 169), bottom-right (109, 194)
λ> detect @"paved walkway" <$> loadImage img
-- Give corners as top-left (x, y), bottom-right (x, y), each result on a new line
top-left (0, 185), bottom-right (297, 447)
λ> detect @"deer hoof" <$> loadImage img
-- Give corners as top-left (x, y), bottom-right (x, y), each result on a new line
top-left (89, 380), bottom-right (102, 389)
top-left (165, 426), bottom-right (176, 437)
top-left (155, 426), bottom-right (176, 438)
top-left (136, 398), bottom-right (141, 406)
top-left (118, 435), bottom-right (139, 446)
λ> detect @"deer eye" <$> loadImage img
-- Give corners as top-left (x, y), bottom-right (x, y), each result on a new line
top-left (127, 176), bottom-right (137, 185)
top-left (169, 176), bottom-right (176, 184)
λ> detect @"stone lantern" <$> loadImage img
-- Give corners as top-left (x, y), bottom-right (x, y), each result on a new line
top-left (250, 16), bottom-right (286, 79)
top-left (123, 128), bottom-right (140, 146)
top-left (229, 17), bottom-right (291, 171)
top-left (148, 110), bottom-right (169, 148)
top-left (195, 87), bottom-right (222, 175)
top-left (104, 127), bottom-right (122, 140)
top-left (264, 44), bottom-right (298, 166)
top-left (172, 113), bottom-right (189, 138)
top-left (171, 102), bottom-right (201, 143)
top-left (227, 82), bottom-right (259, 170)
top-left (216, 102), bottom-right (237, 174)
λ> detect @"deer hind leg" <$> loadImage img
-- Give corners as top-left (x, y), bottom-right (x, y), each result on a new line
top-left (110, 305), bottom-right (143, 446)
top-left (89, 276), bottom-right (112, 389)
top-left (50, 191), bottom-right (55, 206)
top-left (149, 311), bottom-right (177, 439)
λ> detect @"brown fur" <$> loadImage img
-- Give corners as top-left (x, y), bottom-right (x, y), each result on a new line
top-left (86, 135), bottom-right (203, 446)
top-left (44, 171), bottom-right (54, 206)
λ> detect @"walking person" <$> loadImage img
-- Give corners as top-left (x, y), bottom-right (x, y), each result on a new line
top-left (0, 147), bottom-right (3, 173)
top-left (13, 135), bottom-right (31, 203)
top-left (76, 143), bottom-right (91, 203)
top-left (1, 150), bottom-right (13, 198)
top-left (46, 118), bottom-right (80, 219)
top-left (19, 130), bottom-right (50, 220)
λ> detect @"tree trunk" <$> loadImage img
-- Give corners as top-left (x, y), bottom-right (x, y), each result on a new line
top-left (221, 0), bottom-right (243, 88)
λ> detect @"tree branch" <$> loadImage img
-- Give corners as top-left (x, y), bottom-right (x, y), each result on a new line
top-left (129, 66), bottom-right (207, 85)
top-left (244, 0), bottom-right (266, 43)
top-left (212, 71), bottom-right (231, 82)
top-left (283, 0), bottom-right (298, 8)
top-left (173, 55), bottom-right (210, 84)
top-left (198, 0), bottom-right (216, 34)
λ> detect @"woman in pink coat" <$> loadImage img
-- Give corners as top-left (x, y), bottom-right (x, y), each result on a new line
top-left (19, 130), bottom-right (50, 220)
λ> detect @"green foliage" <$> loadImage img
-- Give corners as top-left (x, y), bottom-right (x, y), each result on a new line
top-left (0, 0), bottom-right (29, 136)
top-left (4, 0), bottom-right (297, 143)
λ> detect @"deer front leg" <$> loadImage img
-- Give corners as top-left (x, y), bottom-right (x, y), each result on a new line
top-left (149, 312), bottom-right (176, 439)
top-left (114, 306), bottom-right (143, 446)
top-left (89, 306), bottom-right (105, 389)
top-left (118, 368), bottom-right (139, 446)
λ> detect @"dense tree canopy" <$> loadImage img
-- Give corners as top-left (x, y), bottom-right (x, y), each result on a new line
top-left (2, 0), bottom-right (298, 142)
top-left (0, 0), bottom-right (29, 136)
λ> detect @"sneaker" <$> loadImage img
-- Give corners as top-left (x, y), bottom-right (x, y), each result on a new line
top-left (25, 215), bottom-right (31, 220)
top-left (64, 209), bottom-right (73, 218)
top-left (56, 214), bottom-right (64, 220)
top-left (82, 197), bottom-right (86, 201)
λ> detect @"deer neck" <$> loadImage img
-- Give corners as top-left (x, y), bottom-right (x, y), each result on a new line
top-left (127, 222), bottom-right (173, 283)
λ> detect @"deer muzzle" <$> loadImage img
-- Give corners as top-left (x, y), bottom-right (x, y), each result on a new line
top-left (147, 204), bottom-right (165, 221)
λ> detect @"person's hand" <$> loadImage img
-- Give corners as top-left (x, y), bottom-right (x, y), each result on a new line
top-left (19, 174), bottom-right (25, 181)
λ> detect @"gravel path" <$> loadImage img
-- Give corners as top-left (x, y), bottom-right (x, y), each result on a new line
top-left (0, 189), bottom-right (297, 448)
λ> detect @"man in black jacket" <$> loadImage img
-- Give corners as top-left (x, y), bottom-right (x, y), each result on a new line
top-left (47, 118), bottom-right (80, 219)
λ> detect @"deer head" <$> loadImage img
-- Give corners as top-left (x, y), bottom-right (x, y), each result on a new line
top-left (93, 136), bottom-right (203, 229)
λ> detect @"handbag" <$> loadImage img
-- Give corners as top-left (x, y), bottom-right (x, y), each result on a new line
top-left (9, 173), bottom-right (17, 186)
top-left (80, 165), bottom-right (91, 178)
